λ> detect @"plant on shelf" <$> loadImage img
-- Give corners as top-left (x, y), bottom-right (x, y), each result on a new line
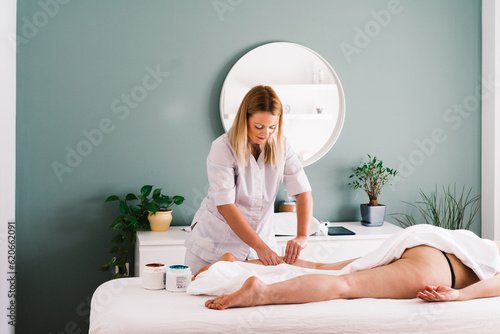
top-left (348, 154), bottom-right (398, 206)
top-left (99, 185), bottom-right (185, 278)
top-left (348, 154), bottom-right (398, 226)
top-left (391, 184), bottom-right (480, 230)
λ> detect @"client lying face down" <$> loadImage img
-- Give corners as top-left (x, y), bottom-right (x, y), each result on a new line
top-left (192, 226), bottom-right (500, 310)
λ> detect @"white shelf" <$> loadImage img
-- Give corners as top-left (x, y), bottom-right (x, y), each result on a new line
top-left (284, 114), bottom-right (333, 120)
top-left (223, 113), bottom-right (333, 120)
top-left (137, 227), bottom-right (189, 246)
top-left (275, 221), bottom-right (402, 242)
top-left (270, 83), bottom-right (337, 89)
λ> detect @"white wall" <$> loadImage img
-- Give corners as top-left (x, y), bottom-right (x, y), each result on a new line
top-left (482, 0), bottom-right (500, 240)
top-left (0, 0), bottom-right (17, 332)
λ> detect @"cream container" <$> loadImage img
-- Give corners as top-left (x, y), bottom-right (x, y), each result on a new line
top-left (142, 263), bottom-right (167, 290)
top-left (166, 265), bottom-right (191, 292)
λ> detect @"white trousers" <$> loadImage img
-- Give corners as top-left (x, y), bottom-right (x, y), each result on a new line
top-left (184, 248), bottom-right (211, 275)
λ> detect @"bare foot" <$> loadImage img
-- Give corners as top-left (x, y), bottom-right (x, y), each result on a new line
top-left (192, 253), bottom-right (238, 280)
top-left (205, 276), bottom-right (267, 310)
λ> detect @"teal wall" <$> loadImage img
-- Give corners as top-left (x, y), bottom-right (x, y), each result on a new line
top-left (16, 0), bottom-right (481, 332)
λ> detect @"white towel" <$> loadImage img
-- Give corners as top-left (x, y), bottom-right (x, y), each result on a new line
top-left (342, 224), bottom-right (500, 280)
top-left (187, 225), bottom-right (500, 296)
top-left (187, 261), bottom-right (340, 295)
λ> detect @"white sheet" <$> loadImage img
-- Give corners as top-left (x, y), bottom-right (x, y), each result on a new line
top-left (188, 224), bottom-right (500, 296)
top-left (89, 278), bottom-right (500, 334)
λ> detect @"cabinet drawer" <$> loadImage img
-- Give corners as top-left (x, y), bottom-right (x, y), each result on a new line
top-left (135, 245), bottom-right (186, 276)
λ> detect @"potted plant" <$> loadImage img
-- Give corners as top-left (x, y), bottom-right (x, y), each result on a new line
top-left (348, 155), bottom-right (397, 226)
top-left (99, 185), bottom-right (185, 278)
top-left (391, 184), bottom-right (480, 230)
top-left (140, 186), bottom-right (186, 232)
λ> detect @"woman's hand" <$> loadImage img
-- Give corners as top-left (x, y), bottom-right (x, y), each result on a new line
top-left (284, 235), bottom-right (308, 264)
top-left (256, 246), bottom-right (282, 266)
top-left (417, 285), bottom-right (461, 302)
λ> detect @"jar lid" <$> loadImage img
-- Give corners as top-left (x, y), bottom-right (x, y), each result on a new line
top-left (169, 265), bottom-right (188, 270)
top-left (143, 263), bottom-right (166, 273)
top-left (168, 265), bottom-right (191, 274)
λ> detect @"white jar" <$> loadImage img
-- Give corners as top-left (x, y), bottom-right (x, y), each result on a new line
top-left (142, 263), bottom-right (166, 290)
top-left (166, 265), bottom-right (191, 292)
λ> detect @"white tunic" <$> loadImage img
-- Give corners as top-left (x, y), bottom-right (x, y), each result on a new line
top-left (184, 134), bottom-right (311, 263)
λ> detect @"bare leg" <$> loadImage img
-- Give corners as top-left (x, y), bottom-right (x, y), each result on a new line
top-left (205, 276), bottom-right (268, 310)
top-left (195, 253), bottom-right (359, 279)
top-left (306, 257), bottom-right (360, 270)
top-left (205, 246), bottom-right (452, 309)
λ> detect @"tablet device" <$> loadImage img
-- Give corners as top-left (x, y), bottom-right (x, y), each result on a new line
top-left (327, 226), bottom-right (355, 236)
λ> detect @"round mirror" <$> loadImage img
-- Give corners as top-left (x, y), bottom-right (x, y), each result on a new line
top-left (220, 42), bottom-right (346, 166)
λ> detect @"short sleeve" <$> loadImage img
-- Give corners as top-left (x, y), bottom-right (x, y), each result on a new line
top-left (206, 136), bottom-right (237, 206)
top-left (283, 139), bottom-right (312, 196)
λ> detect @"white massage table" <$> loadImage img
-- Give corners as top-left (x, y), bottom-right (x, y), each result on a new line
top-left (89, 277), bottom-right (500, 334)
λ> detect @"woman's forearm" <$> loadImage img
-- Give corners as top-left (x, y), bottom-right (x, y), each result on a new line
top-left (282, 191), bottom-right (313, 263)
top-left (458, 274), bottom-right (500, 301)
top-left (294, 191), bottom-right (313, 236)
top-left (216, 204), bottom-right (266, 251)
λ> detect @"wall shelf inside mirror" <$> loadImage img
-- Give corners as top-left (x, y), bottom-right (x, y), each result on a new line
top-left (223, 84), bottom-right (339, 121)
top-left (284, 114), bottom-right (333, 120)
top-left (271, 83), bottom-right (338, 116)
top-left (270, 83), bottom-right (338, 90)
top-left (223, 113), bottom-right (334, 122)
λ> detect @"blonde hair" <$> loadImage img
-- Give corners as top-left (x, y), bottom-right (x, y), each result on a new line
top-left (228, 85), bottom-right (284, 176)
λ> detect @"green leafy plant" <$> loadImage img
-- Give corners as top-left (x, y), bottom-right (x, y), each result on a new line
top-left (391, 184), bottom-right (480, 230)
top-left (348, 154), bottom-right (398, 206)
top-left (99, 185), bottom-right (185, 278)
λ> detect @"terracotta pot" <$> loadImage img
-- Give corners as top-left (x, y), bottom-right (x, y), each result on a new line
top-left (148, 209), bottom-right (173, 232)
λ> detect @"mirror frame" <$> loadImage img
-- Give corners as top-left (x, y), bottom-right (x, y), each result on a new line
top-left (219, 42), bottom-right (346, 166)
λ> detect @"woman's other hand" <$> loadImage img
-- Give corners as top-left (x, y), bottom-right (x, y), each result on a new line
top-left (417, 285), bottom-right (461, 302)
top-left (284, 235), bottom-right (308, 264)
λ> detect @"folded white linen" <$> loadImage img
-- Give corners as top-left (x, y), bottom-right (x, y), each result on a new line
top-left (187, 224), bottom-right (500, 296)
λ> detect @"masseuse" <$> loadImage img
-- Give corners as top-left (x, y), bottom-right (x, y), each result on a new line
top-left (184, 85), bottom-right (313, 274)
